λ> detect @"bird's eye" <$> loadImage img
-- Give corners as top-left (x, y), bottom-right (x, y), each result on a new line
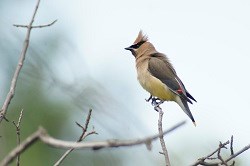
top-left (133, 44), bottom-right (140, 48)
top-left (131, 41), bottom-right (146, 49)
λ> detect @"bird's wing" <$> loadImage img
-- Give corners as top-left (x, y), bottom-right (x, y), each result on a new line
top-left (148, 54), bottom-right (195, 103)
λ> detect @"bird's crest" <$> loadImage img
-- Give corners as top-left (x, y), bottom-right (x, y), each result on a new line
top-left (133, 30), bottom-right (148, 44)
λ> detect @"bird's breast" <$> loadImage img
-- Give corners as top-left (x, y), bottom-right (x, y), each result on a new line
top-left (136, 63), bottom-right (175, 101)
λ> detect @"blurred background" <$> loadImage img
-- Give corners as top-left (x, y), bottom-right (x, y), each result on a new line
top-left (0, 0), bottom-right (250, 165)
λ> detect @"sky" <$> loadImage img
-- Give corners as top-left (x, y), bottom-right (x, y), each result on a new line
top-left (2, 0), bottom-right (250, 165)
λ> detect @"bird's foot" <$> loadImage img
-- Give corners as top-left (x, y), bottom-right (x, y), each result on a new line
top-left (151, 97), bottom-right (164, 106)
top-left (145, 95), bottom-right (153, 102)
top-left (153, 100), bottom-right (164, 111)
top-left (145, 95), bottom-right (164, 111)
top-left (151, 97), bottom-right (163, 106)
top-left (146, 95), bottom-right (161, 105)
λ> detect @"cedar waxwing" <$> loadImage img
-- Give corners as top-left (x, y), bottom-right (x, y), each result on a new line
top-left (125, 31), bottom-right (197, 125)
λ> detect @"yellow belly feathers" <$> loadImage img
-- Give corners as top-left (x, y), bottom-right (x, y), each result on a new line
top-left (137, 62), bottom-right (175, 101)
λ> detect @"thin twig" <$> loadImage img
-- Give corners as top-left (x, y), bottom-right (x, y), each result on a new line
top-left (40, 121), bottom-right (185, 149)
top-left (0, 128), bottom-right (43, 166)
top-left (76, 109), bottom-right (94, 142)
top-left (156, 106), bottom-right (171, 166)
top-left (1, 122), bottom-right (186, 166)
top-left (191, 137), bottom-right (250, 166)
top-left (217, 142), bottom-right (228, 166)
top-left (54, 109), bottom-right (97, 166)
top-left (191, 141), bottom-right (230, 166)
top-left (0, 0), bottom-right (57, 124)
top-left (53, 130), bottom-right (97, 166)
top-left (13, 20), bottom-right (57, 28)
top-left (0, 0), bottom-right (41, 123)
top-left (229, 136), bottom-right (235, 166)
top-left (224, 144), bottom-right (250, 163)
top-left (12, 109), bottom-right (24, 166)
top-left (230, 136), bottom-right (234, 155)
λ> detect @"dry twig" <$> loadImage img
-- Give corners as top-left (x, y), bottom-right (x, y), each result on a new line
top-left (0, 129), bottom-right (42, 166)
top-left (224, 144), bottom-right (250, 164)
top-left (217, 142), bottom-right (228, 166)
top-left (155, 106), bottom-right (171, 166)
top-left (191, 136), bottom-right (250, 166)
top-left (229, 136), bottom-right (235, 166)
top-left (0, 0), bottom-right (57, 124)
top-left (54, 109), bottom-right (97, 166)
top-left (147, 96), bottom-right (171, 166)
top-left (12, 109), bottom-right (24, 166)
top-left (13, 20), bottom-right (57, 28)
top-left (0, 121), bottom-right (186, 166)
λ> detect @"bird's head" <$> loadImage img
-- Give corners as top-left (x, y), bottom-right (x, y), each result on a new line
top-left (125, 30), bottom-right (150, 57)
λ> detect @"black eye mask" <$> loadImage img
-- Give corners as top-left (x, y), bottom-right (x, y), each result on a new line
top-left (130, 40), bottom-right (146, 49)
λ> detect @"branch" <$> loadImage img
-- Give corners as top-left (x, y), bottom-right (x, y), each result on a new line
top-left (217, 142), bottom-right (229, 166)
top-left (0, 0), bottom-right (57, 124)
top-left (13, 20), bottom-right (57, 28)
top-left (156, 106), bottom-right (171, 166)
top-left (0, 0), bottom-right (41, 123)
top-left (229, 135), bottom-right (235, 165)
top-left (191, 141), bottom-right (230, 166)
top-left (40, 121), bottom-right (185, 149)
top-left (224, 144), bottom-right (250, 163)
top-left (190, 136), bottom-right (250, 166)
top-left (54, 109), bottom-right (97, 166)
top-left (1, 121), bottom-right (186, 166)
top-left (12, 109), bottom-right (24, 166)
top-left (148, 96), bottom-right (171, 166)
top-left (0, 129), bottom-right (42, 166)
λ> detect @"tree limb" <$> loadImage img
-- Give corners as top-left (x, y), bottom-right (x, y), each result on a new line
top-left (224, 144), bottom-right (250, 163)
top-left (1, 121), bottom-right (186, 166)
top-left (190, 136), bottom-right (250, 166)
top-left (0, 129), bottom-right (42, 166)
top-left (13, 20), bottom-right (57, 28)
top-left (12, 109), bottom-right (24, 166)
top-left (156, 106), bottom-right (171, 166)
top-left (0, 0), bottom-right (57, 124)
top-left (53, 109), bottom-right (97, 166)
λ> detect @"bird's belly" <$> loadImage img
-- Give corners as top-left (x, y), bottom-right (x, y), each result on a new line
top-left (137, 72), bottom-right (175, 101)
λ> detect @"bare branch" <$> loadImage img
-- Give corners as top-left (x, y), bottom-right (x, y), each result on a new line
top-left (13, 20), bottom-right (57, 28)
top-left (191, 136), bottom-right (250, 166)
top-left (53, 130), bottom-right (97, 166)
top-left (230, 136), bottom-right (234, 155)
top-left (224, 144), bottom-right (250, 163)
top-left (0, 0), bottom-right (57, 124)
top-left (40, 121), bottom-right (185, 150)
top-left (229, 136), bottom-right (235, 166)
top-left (0, 0), bottom-right (41, 123)
top-left (77, 109), bottom-right (93, 141)
top-left (12, 109), bottom-right (24, 166)
top-left (1, 122), bottom-right (185, 166)
top-left (0, 128), bottom-right (43, 166)
top-left (54, 109), bottom-right (97, 166)
top-left (191, 141), bottom-right (230, 166)
top-left (156, 106), bottom-right (171, 166)
top-left (217, 142), bottom-right (228, 166)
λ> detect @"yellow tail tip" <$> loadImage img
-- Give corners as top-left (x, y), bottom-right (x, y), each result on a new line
top-left (193, 122), bottom-right (197, 127)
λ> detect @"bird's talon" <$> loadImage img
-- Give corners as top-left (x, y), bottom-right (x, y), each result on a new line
top-left (145, 95), bottom-right (153, 102)
top-left (150, 97), bottom-right (163, 106)
top-left (152, 99), bottom-right (164, 108)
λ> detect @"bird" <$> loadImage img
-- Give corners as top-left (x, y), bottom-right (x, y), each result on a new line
top-left (125, 31), bottom-right (197, 125)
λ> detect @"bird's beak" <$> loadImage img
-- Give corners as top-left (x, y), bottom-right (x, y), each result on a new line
top-left (125, 46), bottom-right (136, 57)
top-left (124, 46), bottom-right (133, 51)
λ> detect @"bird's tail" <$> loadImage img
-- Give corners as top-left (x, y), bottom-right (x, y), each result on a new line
top-left (175, 96), bottom-right (196, 126)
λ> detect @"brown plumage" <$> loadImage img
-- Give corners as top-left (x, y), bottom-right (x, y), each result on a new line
top-left (125, 31), bottom-right (197, 124)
